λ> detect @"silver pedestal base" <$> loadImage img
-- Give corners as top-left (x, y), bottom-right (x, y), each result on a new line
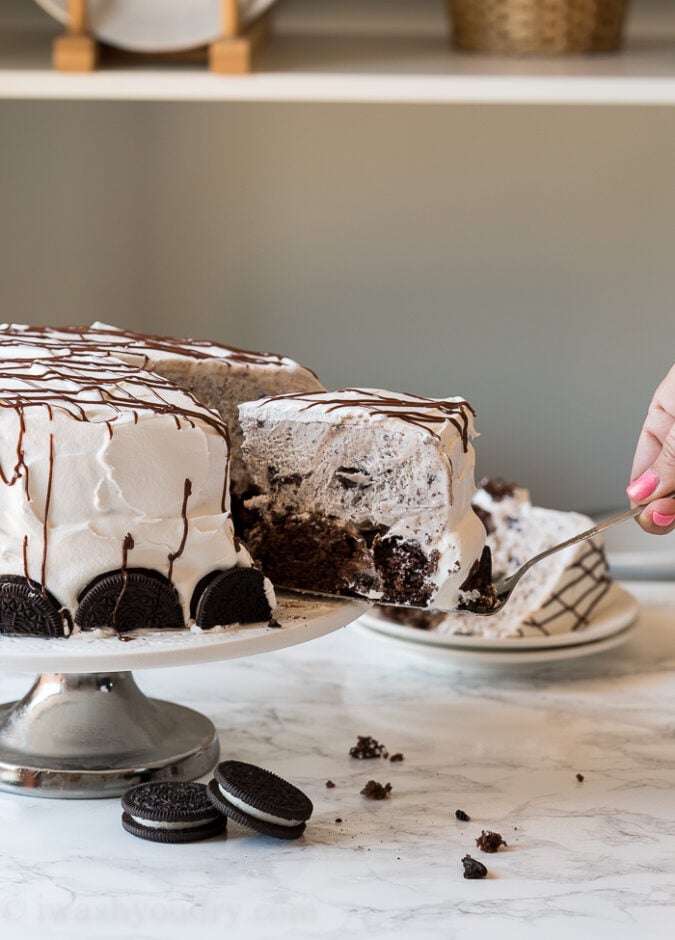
top-left (0, 671), bottom-right (220, 798)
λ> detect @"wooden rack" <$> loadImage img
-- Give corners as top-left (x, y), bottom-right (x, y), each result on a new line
top-left (52, 0), bottom-right (270, 74)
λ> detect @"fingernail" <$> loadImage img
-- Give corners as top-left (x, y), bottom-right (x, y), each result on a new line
top-left (627, 469), bottom-right (659, 501)
top-left (652, 511), bottom-right (675, 527)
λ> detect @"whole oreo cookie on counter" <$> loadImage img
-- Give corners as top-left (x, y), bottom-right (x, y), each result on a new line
top-left (121, 781), bottom-right (227, 843)
top-left (207, 760), bottom-right (313, 840)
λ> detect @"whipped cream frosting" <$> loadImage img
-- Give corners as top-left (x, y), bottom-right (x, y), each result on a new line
top-left (0, 354), bottom-right (265, 623)
top-left (239, 388), bottom-right (486, 610)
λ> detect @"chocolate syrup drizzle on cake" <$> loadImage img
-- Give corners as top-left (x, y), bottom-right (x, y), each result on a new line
top-left (0, 356), bottom-right (231, 595)
top-left (258, 389), bottom-right (475, 452)
top-left (0, 323), bottom-right (309, 371)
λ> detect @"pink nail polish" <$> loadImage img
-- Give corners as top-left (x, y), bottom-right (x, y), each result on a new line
top-left (652, 511), bottom-right (675, 527)
top-left (626, 469), bottom-right (659, 501)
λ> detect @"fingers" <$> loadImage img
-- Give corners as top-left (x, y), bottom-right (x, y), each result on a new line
top-left (627, 365), bottom-right (675, 535)
top-left (627, 423), bottom-right (675, 534)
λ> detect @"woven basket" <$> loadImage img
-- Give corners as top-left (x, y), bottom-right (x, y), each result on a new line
top-left (448, 0), bottom-right (629, 55)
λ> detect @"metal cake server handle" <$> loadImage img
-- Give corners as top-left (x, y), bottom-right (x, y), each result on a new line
top-left (459, 492), bottom-right (675, 617)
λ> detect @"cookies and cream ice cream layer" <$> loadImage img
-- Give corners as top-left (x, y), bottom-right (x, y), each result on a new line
top-left (239, 388), bottom-right (486, 610)
top-left (0, 354), bottom-right (267, 621)
top-left (0, 322), bottom-right (324, 497)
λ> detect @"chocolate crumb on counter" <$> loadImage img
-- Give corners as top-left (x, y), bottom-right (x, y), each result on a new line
top-left (462, 855), bottom-right (488, 880)
top-left (325, 780), bottom-right (336, 788)
top-left (475, 830), bottom-right (507, 853)
top-left (389, 753), bottom-right (404, 763)
top-left (335, 817), bottom-right (342, 824)
top-left (576, 772), bottom-right (585, 782)
top-left (361, 780), bottom-right (392, 800)
top-left (350, 735), bottom-right (387, 760)
top-left (455, 809), bottom-right (471, 822)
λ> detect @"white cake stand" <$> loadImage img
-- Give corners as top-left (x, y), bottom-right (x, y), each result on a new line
top-left (0, 592), bottom-right (366, 800)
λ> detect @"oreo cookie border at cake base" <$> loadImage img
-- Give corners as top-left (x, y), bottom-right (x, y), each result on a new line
top-left (207, 761), bottom-right (313, 840)
top-left (121, 781), bottom-right (227, 843)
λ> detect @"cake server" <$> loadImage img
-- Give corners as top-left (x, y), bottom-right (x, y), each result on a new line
top-left (459, 492), bottom-right (675, 617)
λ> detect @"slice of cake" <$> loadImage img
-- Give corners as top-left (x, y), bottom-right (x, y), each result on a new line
top-left (238, 388), bottom-right (486, 609)
top-left (0, 323), bottom-right (324, 503)
top-left (0, 354), bottom-right (274, 637)
top-left (375, 478), bottom-right (613, 637)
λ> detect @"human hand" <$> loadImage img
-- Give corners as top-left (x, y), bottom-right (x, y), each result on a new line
top-left (627, 364), bottom-right (675, 534)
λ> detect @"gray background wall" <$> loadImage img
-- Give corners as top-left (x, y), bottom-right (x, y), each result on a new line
top-left (1, 3), bottom-right (674, 514)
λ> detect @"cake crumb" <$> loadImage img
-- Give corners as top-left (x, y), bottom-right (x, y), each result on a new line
top-left (325, 780), bottom-right (336, 788)
top-left (462, 855), bottom-right (488, 880)
top-left (389, 752), bottom-right (404, 763)
top-left (455, 809), bottom-right (470, 822)
top-left (335, 817), bottom-right (342, 824)
top-left (361, 780), bottom-right (392, 800)
top-left (576, 772), bottom-right (584, 782)
top-left (267, 618), bottom-right (282, 629)
top-left (475, 830), bottom-right (507, 853)
top-left (350, 735), bottom-right (387, 759)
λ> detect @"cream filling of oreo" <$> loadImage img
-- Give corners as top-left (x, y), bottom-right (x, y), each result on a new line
top-left (219, 785), bottom-right (303, 827)
top-left (130, 815), bottom-right (215, 831)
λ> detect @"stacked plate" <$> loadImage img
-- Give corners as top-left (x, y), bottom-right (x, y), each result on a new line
top-left (356, 583), bottom-right (639, 665)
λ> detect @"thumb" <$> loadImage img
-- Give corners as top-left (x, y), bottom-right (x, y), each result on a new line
top-left (627, 425), bottom-right (675, 534)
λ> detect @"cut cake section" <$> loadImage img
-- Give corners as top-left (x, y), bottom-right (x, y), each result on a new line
top-left (376, 478), bottom-right (613, 637)
top-left (239, 388), bottom-right (486, 609)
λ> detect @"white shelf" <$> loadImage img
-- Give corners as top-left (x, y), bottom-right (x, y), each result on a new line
top-left (1, 0), bottom-right (674, 104)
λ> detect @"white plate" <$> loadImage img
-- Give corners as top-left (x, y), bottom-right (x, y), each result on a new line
top-left (33, 0), bottom-right (277, 53)
top-left (0, 592), bottom-right (366, 673)
top-left (354, 620), bottom-right (639, 666)
top-left (356, 583), bottom-right (638, 655)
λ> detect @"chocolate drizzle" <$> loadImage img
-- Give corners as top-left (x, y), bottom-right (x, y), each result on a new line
top-left (0, 323), bottom-right (300, 371)
top-left (0, 357), bottom-right (230, 445)
top-left (112, 533), bottom-right (135, 630)
top-left (167, 479), bottom-right (192, 580)
top-left (41, 433), bottom-right (54, 593)
top-left (258, 388), bottom-right (475, 451)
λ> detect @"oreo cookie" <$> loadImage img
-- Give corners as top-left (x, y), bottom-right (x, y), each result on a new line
top-left (191, 568), bottom-right (272, 628)
top-left (207, 760), bottom-right (313, 840)
top-left (121, 781), bottom-right (226, 843)
top-left (76, 568), bottom-right (185, 633)
top-left (0, 576), bottom-right (67, 637)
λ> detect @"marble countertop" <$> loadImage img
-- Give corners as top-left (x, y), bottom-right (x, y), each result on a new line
top-left (1, 581), bottom-right (675, 940)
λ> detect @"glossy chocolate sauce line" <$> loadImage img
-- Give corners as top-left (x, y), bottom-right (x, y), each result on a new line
top-left (40, 433), bottom-right (54, 596)
top-left (260, 389), bottom-right (475, 451)
top-left (22, 534), bottom-right (35, 589)
top-left (168, 479), bottom-right (193, 581)
top-left (111, 532), bottom-right (135, 632)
